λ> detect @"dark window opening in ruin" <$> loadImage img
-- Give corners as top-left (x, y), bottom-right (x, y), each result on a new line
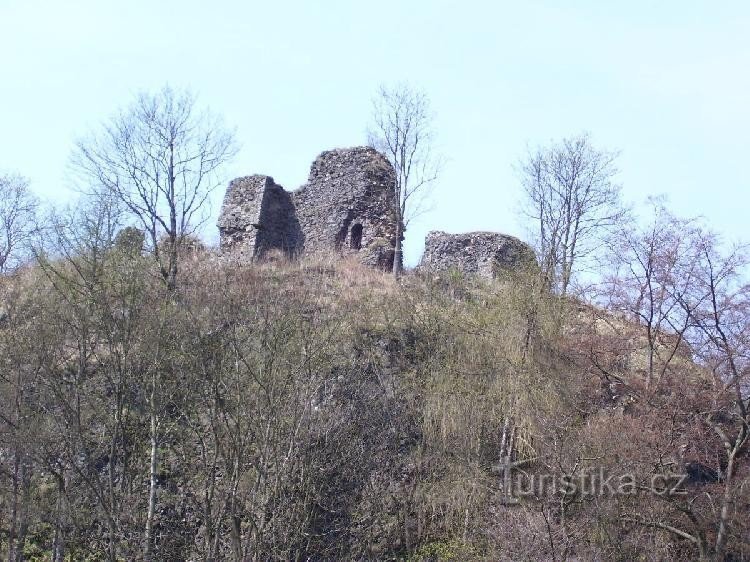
top-left (350, 224), bottom-right (363, 250)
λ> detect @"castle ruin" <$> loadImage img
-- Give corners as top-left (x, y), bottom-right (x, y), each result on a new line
top-left (218, 146), bottom-right (400, 269)
top-left (419, 231), bottom-right (536, 279)
top-left (218, 145), bottom-right (536, 279)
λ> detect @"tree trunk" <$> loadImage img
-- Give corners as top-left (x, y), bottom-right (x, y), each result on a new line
top-left (231, 514), bottom-right (243, 562)
top-left (108, 411), bottom-right (119, 562)
top-left (52, 474), bottom-right (66, 562)
top-left (144, 376), bottom-right (158, 561)
top-left (166, 141), bottom-right (178, 291)
top-left (8, 448), bottom-right (20, 562)
top-left (14, 460), bottom-right (30, 562)
top-left (714, 441), bottom-right (740, 560)
top-left (392, 218), bottom-right (403, 277)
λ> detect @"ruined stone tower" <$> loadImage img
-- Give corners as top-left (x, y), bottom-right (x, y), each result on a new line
top-left (420, 231), bottom-right (537, 279)
top-left (217, 146), bottom-right (401, 269)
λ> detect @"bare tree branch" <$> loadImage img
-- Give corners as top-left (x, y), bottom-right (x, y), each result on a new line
top-left (71, 86), bottom-right (237, 290)
top-left (368, 83), bottom-right (442, 276)
top-left (518, 133), bottom-right (625, 295)
top-left (0, 173), bottom-right (38, 274)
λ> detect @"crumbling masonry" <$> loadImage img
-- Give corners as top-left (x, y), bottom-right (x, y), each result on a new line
top-left (218, 146), bottom-right (400, 270)
top-left (419, 231), bottom-right (537, 279)
top-left (218, 145), bottom-right (537, 279)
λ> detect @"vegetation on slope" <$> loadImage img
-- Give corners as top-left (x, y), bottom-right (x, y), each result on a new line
top-left (1, 233), bottom-right (748, 560)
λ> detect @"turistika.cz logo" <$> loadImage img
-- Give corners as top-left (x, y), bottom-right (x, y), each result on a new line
top-left (499, 467), bottom-right (690, 504)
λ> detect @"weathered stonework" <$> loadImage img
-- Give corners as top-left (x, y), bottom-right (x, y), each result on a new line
top-left (420, 231), bottom-right (536, 279)
top-left (218, 147), bottom-right (400, 269)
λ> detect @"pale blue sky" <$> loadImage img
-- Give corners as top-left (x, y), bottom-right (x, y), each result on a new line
top-left (2, 0), bottom-right (748, 265)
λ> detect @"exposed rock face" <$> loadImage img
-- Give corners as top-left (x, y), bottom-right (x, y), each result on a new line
top-left (217, 147), bottom-right (399, 269)
top-left (420, 231), bottom-right (536, 279)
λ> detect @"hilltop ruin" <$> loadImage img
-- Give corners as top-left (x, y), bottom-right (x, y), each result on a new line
top-left (218, 146), bottom-right (536, 278)
top-left (420, 231), bottom-right (536, 279)
top-left (217, 146), bottom-right (401, 270)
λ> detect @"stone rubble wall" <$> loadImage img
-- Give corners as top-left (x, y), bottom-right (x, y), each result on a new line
top-left (419, 231), bottom-right (537, 279)
top-left (216, 175), bottom-right (270, 260)
top-left (217, 147), bottom-right (535, 278)
top-left (292, 147), bottom-right (399, 269)
top-left (218, 146), bottom-right (400, 269)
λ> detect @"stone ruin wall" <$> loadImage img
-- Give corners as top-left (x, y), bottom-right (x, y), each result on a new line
top-left (217, 146), bottom-right (400, 270)
top-left (217, 175), bottom-right (301, 260)
top-left (419, 231), bottom-right (537, 279)
top-left (217, 145), bottom-right (536, 279)
top-left (292, 147), bottom-right (399, 268)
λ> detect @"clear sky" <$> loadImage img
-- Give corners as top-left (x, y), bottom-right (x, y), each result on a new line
top-left (2, 0), bottom-right (748, 265)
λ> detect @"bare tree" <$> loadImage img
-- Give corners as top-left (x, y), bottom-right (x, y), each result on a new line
top-left (681, 236), bottom-right (750, 561)
top-left (602, 215), bottom-right (750, 560)
top-left (604, 200), bottom-right (705, 388)
top-left (368, 84), bottom-right (441, 276)
top-left (519, 133), bottom-right (624, 295)
top-left (0, 173), bottom-right (38, 274)
top-left (641, 240), bottom-right (749, 561)
top-left (33, 196), bottom-right (138, 562)
top-left (72, 86), bottom-right (237, 290)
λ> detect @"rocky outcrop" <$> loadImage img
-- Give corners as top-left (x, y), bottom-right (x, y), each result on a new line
top-left (217, 147), bottom-right (400, 270)
top-left (420, 231), bottom-right (536, 279)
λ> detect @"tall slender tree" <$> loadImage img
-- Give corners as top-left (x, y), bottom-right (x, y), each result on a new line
top-left (519, 133), bottom-right (624, 295)
top-left (72, 86), bottom-right (237, 290)
top-left (368, 84), bottom-right (441, 276)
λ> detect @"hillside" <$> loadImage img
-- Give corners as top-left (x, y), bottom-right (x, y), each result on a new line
top-left (1, 247), bottom-right (747, 561)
